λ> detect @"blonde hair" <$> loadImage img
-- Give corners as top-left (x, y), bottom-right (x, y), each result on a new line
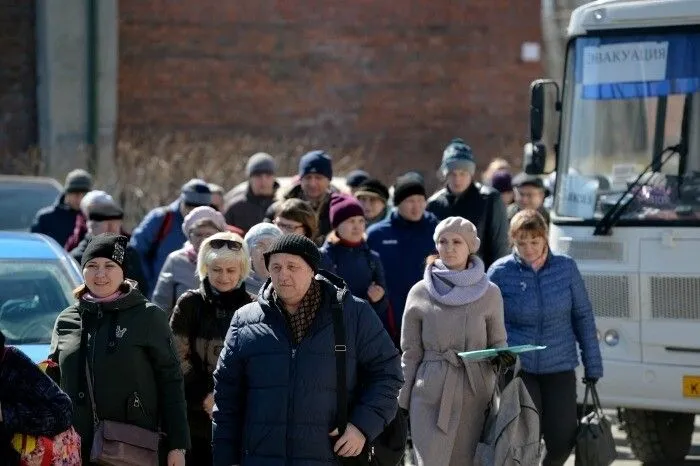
top-left (197, 231), bottom-right (251, 284)
top-left (509, 209), bottom-right (549, 243)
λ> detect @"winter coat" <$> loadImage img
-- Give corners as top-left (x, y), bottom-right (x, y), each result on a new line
top-left (366, 211), bottom-right (439, 339)
top-left (487, 252), bottom-right (603, 379)
top-left (319, 234), bottom-right (390, 321)
top-left (264, 184), bottom-right (334, 240)
top-left (129, 200), bottom-right (186, 295)
top-left (224, 181), bottom-right (280, 233)
top-left (49, 281), bottom-right (190, 461)
top-left (0, 346), bottom-right (73, 465)
top-left (170, 278), bottom-right (251, 443)
top-left (398, 271), bottom-right (506, 466)
top-left (426, 183), bottom-right (510, 269)
top-left (212, 271), bottom-right (403, 466)
top-left (71, 233), bottom-right (148, 294)
top-left (30, 194), bottom-right (80, 247)
top-left (152, 246), bottom-right (199, 315)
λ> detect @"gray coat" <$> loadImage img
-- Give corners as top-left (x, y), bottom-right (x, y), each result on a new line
top-left (399, 280), bottom-right (507, 466)
top-left (152, 248), bottom-right (199, 314)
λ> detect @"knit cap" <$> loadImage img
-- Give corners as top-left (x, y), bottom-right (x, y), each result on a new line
top-left (393, 173), bottom-right (427, 206)
top-left (64, 169), bottom-right (93, 193)
top-left (244, 222), bottom-right (283, 252)
top-left (441, 138), bottom-right (476, 175)
top-left (433, 216), bottom-right (481, 254)
top-left (490, 169), bottom-right (513, 193)
top-left (81, 233), bottom-right (129, 269)
top-left (182, 206), bottom-right (227, 236)
top-left (346, 170), bottom-right (370, 188)
top-left (181, 178), bottom-right (212, 206)
top-left (354, 179), bottom-right (390, 203)
top-left (329, 193), bottom-right (365, 229)
top-left (298, 150), bottom-right (333, 180)
top-left (264, 234), bottom-right (321, 273)
top-left (246, 152), bottom-right (276, 177)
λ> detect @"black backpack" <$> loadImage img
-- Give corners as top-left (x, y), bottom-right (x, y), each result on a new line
top-left (331, 290), bottom-right (407, 466)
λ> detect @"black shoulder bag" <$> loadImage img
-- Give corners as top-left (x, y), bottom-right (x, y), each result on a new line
top-left (331, 292), bottom-right (408, 466)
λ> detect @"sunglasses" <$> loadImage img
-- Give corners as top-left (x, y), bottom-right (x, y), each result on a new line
top-left (209, 239), bottom-right (243, 251)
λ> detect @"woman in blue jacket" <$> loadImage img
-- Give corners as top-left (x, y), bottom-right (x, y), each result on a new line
top-left (487, 209), bottom-right (603, 466)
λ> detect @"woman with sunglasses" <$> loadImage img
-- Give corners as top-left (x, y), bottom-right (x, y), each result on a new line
top-left (152, 206), bottom-right (227, 315)
top-left (169, 231), bottom-right (252, 465)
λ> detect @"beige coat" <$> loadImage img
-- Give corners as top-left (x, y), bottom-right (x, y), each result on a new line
top-left (398, 280), bottom-right (507, 466)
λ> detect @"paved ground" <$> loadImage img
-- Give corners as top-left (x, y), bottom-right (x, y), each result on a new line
top-left (403, 412), bottom-right (700, 465)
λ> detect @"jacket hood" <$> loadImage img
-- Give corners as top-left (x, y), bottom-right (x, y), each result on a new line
top-left (76, 280), bottom-right (149, 314)
top-left (258, 269), bottom-right (349, 309)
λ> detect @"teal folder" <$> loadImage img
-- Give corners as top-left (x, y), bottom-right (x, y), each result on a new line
top-left (458, 344), bottom-right (547, 361)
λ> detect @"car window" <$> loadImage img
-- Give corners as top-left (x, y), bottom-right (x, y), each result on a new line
top-left (0, 260), bottom-right (76, 345)
top-left (0, 183), bottom-right (60, 230)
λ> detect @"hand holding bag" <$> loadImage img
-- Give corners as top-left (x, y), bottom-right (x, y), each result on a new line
top-left (575, 382), bottom-right (616, 466)
top-left (85, 362), bottom-right (160, 466)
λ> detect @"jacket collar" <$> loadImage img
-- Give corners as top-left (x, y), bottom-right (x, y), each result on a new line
top-left (390, 210), bottom-right (433, 229)
top-left (77, 281), bottom-right (148, 314)
top-left (200, 277), bottom-right (250, 308)
top-left (512, 249), bottom-right (552, 273)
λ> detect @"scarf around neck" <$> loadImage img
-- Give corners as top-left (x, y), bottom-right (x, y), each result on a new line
top-left (424, 256), bottom-right (490, 306)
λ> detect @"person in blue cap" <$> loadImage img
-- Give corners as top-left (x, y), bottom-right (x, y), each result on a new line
top-left (426, 138), bottom-right (510, 269)
top-left (265, 150), bottom-right (336, 238)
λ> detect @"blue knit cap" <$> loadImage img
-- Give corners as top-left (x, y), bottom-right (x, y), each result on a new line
top-left (298, 150), bottom-right (333, 179)
top-left (441, 138), bottom-right (476, 175)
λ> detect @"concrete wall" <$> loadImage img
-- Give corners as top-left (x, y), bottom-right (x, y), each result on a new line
top-left (35, 0), bottom-right (118, 187)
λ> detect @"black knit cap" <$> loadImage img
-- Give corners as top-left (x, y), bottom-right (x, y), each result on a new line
top-left (81, 233), bottom-right (129, 270)
top-left (264, 233), bottom-right (321, 273)
top-left (393, 173), bottom-right (426, 206)
top-left (355, 178), bottom-right (390, 203)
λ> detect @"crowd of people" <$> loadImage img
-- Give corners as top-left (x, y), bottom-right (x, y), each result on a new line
top-left (0, 138), bottom-right (602, 466)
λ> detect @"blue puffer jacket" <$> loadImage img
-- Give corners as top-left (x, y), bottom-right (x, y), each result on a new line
top-left (212, 272), bottom-right (403, 466)
top-left (366, 211), bottom-right (438, 336)
top-left (319, 237), bottom-right (389, 321)
top-left (486, 252), bottom-right (603, 379)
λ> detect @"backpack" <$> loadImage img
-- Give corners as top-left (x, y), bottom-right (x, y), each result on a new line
top-left (145, 208), bottom-right (174, 262)
top-left (474, 366), bottom-right (541, 466)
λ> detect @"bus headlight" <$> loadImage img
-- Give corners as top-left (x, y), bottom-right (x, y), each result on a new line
top-left (604, 329), bottom-right (620, 346)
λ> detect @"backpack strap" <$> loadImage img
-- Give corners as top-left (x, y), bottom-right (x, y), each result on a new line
top-left (146, 209), bottom-right (174, 262)
top-left (331, 289), bottom-right (349, 435)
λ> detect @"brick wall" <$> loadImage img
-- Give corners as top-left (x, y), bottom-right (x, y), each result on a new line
top-left (119, 1), bottom-right (543, 189)
top-left (0, 0), bottom-right (37, 167)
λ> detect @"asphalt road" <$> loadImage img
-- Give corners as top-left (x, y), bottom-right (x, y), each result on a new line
top-left (403, 412), bottom-right (700, 465)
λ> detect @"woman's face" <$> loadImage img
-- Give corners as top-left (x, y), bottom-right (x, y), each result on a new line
top-left (208, 258), bottom-right (242, 293)
top-left (83, 258), bottom-right (124, 297)
top-left (436, 231), bottom-right (470, 270)
top-left (251, 238), bottom-right (273, 278)
top-left (336, 216), bottom-right (366, 243)
top-left (273, 216), bottom-right (306, 236)
top-left (189, 224), bottom-right (220, 252)
top-left (513, 231), bottom-right (548, 263)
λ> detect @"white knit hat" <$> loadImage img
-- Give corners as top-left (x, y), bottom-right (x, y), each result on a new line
top-left (433, 216), bottom-right (481, 254)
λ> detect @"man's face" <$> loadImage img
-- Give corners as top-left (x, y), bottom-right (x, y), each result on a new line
top-left (65, 192), bottom-right (86, 211)
top-left (515, 185), bottom-right (545, 210)
top-left (250, 173), bottom-right (276, 197)
top-left (446, 169), bottom-right (472, 194)
top-left (300, 174), bottom-right (330, 202)
top-left (357, 195), bottom-right (386, 220)
top-left (268, 253), bottom-right (315, 308)
top-left (397, 195), bottom-right (427, 222)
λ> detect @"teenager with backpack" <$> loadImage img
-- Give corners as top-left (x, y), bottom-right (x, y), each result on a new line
top-left (319, 193), bottom-right (390, 323)
top-left (399, 217), bottom-right (512, 466)
top-left (130, 178), bottom-right (213, 296)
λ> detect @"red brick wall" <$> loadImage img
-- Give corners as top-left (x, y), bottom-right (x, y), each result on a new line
top-left (118, 1), bottom-right (543, 188)
top-left (0, 0), bottom-right (37, 166)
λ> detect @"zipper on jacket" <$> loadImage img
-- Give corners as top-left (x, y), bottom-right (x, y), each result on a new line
top-left (89, 303), bottom-right (103, 421)
top-left (534, 273), bottom-right (544, 372)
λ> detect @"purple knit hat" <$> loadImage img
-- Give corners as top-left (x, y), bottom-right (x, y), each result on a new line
top-left (329, 193), bottom-right (364, 229)
top-left (490, 169), bottom-right (513, 193)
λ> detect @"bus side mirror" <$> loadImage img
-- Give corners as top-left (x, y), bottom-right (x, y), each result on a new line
top-left (524, 142), bottom-right (547, 175)
top-left (530, 81), bottom-right (546, 142)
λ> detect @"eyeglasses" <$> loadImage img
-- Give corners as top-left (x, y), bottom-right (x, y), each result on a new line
top-left (274, 219), bottom-right (304, 233)
top-left (209, 239), bottom-right (243, 251)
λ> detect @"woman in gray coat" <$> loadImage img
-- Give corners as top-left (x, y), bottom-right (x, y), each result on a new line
top-left (399, 216), bottom-right (509, 466)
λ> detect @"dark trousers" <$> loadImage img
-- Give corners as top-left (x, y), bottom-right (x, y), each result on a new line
top-left (520, 370), bottom-right (578, 466)
top-left (187, 436), bottom-right (213, 466)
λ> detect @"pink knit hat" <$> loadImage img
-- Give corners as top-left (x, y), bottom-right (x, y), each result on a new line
top-left (329, 193), bottom-right (364, 229)
top-left (433, 216), bottom-right (481, 254)
top-left (182, 206), bottom-right (227, 235)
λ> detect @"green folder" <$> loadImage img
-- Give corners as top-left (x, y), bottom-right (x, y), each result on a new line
top-left (458, 344), bottom-right (547, 361)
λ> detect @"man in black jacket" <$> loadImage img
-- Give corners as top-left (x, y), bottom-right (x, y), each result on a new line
top-left (427, 138), bottom-right (510, 268)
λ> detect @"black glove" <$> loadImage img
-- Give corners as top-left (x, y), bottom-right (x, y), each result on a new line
top-left (583, 377), bottom-right (598, 386)
top-left (491, 351), bottom-right (516, 368)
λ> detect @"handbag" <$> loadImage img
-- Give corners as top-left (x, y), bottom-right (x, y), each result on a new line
top-left (574, 383), bottom-right (616, 466)
top-left (11, 427), bottom-right (82, 466)
top-left (330, 290), bottom-right (408, 466)
top-left (85, 362), bottom-right (160, 466)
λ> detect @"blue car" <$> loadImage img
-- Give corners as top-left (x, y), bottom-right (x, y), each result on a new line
top-left (0, 232), bottom-right (82, 362)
